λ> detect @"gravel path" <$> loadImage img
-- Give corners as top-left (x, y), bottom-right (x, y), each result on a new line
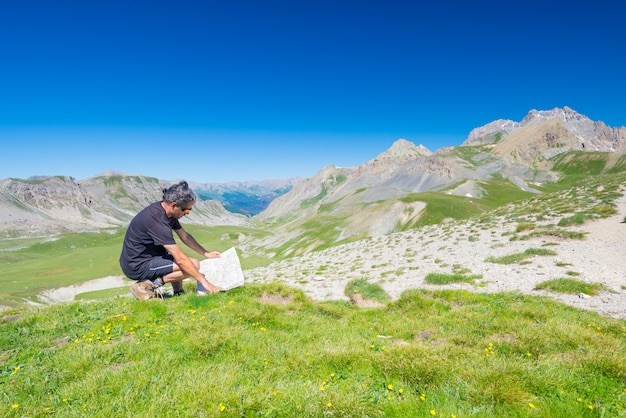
top-left (246, 195), bottom-right (626, 319)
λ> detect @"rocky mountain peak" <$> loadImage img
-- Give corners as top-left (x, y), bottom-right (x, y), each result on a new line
top-left (464, 107), bottom-right (593, 147)
top-left (372, 139), bottom-right (432, 161)
top-left (521, 106), bottom-right (589, 126)
top-left (463, 106), bottom-right (626, 153)
top-left (466, 119), bottom-right (520, 145)
top-left (93, 170), bottom-right (132, 178)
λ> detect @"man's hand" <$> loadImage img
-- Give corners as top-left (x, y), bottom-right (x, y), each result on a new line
top-left (204, 251), bottom-right (221, 259)
top-left (200, 278), bottom-right (222, 294)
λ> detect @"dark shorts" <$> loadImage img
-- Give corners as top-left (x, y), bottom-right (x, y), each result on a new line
top-left (131, 255), bottom-right (176, 282)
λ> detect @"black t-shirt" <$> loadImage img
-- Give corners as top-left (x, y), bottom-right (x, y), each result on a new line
top-left (119, 201), bottom-right (182, 276)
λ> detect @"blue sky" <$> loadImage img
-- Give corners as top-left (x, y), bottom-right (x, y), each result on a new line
top-left (1, 1), bottom-right (625, 183)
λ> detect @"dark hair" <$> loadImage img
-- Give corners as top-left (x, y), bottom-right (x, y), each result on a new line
top-left (162, 181), bottom-right (196, 206)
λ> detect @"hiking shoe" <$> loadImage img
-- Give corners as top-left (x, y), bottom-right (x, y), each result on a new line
top-left (130, 281), bottom-right (158, 300)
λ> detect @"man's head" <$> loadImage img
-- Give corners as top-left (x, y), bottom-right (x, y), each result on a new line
top-left (162, 181), bottom-right (196, 217)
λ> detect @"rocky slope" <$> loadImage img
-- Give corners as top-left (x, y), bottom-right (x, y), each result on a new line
top-left (247, 184), bottom-right (626, 320)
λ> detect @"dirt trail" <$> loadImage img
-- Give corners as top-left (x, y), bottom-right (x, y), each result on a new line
top-left (37, 276), bottom-right (128, 304)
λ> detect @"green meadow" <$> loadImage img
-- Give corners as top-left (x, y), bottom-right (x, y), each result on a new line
top-left (0, 225), bottom-right (271, 307)
top-left (2, 283), bottom-right (625, 417)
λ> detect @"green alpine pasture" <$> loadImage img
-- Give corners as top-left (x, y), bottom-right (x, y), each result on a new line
top-left (0, 225), bottom-right (271, 307)
top-left (2, 283), bottom-right (625, 417)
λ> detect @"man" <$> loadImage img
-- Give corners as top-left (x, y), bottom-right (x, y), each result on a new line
top-left (120, 181), bottom-right (222, 300)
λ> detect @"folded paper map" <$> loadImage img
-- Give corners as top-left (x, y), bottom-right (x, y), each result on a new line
top-left (198, 247), bottom-right (245, 291)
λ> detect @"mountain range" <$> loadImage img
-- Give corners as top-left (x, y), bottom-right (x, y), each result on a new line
top-left (2, 106), bottom-right (625, 257)
top-left (250, 107), bottom-right (626, 257)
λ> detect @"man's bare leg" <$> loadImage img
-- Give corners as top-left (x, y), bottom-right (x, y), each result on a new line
top-left (162, 258), bottom-right (201, 294)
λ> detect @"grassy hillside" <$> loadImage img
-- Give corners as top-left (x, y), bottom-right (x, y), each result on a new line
top-left (1, 282), bottom-right (624, 417)
top-left (262, 178), bottom-right (538, 259)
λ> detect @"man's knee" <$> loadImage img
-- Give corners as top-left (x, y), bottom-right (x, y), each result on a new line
top-left (191, 258), bottom-right (200, 269)
top-left (169, 258), bottom-right (199, 279)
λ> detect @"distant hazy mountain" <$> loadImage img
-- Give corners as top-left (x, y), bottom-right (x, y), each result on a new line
top-left (192, 178), bottom-right (301, 216)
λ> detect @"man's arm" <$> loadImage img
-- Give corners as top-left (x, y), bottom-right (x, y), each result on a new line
top-left (174, 228), bottom-right (220, 259)
top-left (164, 242), bottom-right (221, 293)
